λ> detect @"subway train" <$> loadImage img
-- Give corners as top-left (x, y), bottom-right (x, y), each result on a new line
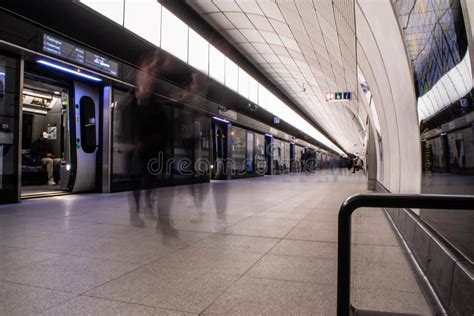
top-left (10, 48), bottom-right (339, 200)
top-left (0, 9), bottom-right (342, 203)
top-left (210, 116), bottom-right (338, 180)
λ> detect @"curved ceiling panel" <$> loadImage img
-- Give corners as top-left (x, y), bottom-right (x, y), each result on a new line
top-left (186, 0), bottom-right (363, 153)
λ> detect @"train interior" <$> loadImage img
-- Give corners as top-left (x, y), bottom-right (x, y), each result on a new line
top-left (21, 74), bottom-right (68, 197)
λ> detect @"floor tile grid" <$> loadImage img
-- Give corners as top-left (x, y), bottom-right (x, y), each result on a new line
top-left (0, 225), bottom-right (212, 314)
top-left (41, 292), bottom-right (196, 315)
top-left (216, 190), bottom-right (313, 239)
top-left (197, 191), bottom-right (326, 314)
top-left (36, 239), bottom-right (210, 314)
top-left (185, 192), bottom-right (304, 237)
top-left (0, 229), bottom-right (191, 266)
top-left (0, 173), bottom-right (430, 315)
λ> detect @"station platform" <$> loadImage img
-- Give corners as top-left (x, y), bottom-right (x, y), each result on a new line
top-left (0, 170), bottom-right (431, 315)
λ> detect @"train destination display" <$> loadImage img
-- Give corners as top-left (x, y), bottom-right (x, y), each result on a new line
top-left (43, 34), bottom-right (118, 77)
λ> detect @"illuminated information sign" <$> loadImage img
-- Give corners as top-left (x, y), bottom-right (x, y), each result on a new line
top-left (325, 92), bottom-right (352, 102)
top-left (43, 34), bottom-right (118, 77)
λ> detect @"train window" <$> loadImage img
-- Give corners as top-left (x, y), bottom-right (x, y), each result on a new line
top-left (79, 96), bottom-right (96, 153)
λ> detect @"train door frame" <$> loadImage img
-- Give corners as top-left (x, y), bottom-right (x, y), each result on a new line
top-left (20, 70), bottom-right (74, 197)
top-left (265, 134), bottom-right (273, 175)
top-left (212, 118), bottom-right (229, 180)
top-left (290, 143), bottom-right (296, 173)
top-left (19, 60), bottom-right (104, 197)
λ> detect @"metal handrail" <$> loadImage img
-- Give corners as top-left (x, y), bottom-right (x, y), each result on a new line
top-left (337, 193), bottom-right (474, 316)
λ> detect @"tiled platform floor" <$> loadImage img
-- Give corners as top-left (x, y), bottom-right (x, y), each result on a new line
top-left (0, 170), bottom-right (432, 315)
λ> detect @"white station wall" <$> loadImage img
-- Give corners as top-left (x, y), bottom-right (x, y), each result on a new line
top-left (356, 0), bottom-right (421, 194)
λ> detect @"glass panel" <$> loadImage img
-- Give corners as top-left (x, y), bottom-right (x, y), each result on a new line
top-left (161, 7), bottom-right (188, 62)
top-left (111, 89), bottom-right (131, 188)
top-left (230, 126), bottom-right (246, 174)
top-left (0, 54), bottom-right (20, 203)
top-left (124, 0), bottom-right (161, 47)
top-left (193, 114), bottom-right (211, 178)
top-left (282, 141), bottom-right (290, 172)
top-left (295, 145), bottom-right (303, 172)
top-left (225, 57), bottom-right (238, 91)
top-left (272, 138), bottom-right (281, 174)
top-left (80, 0), bottom-right (124, 25)
top-left (246, 132), bottom-right (254, 172)
top-left (188, 29), bottom-right (209, 74)
top-left (173, 108), bottom-right (194, 180)
top-left (255, 133), bottom-right (266, 173)
top-left (209, 45), bottom-right (225, 84)
top-left (238, 68), bottom-right (249, 98)
top-left (79, 96), bottom-right (97, 153)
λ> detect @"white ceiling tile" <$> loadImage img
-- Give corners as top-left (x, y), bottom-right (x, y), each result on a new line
top-left (280, 10), bottom-right (306, 33)
top-left (236, 42), bottom-right (259, 54)
top-left (262, 53), bottom-right (281, 63)
top-left (186, 0), bottom-right (220, 13)
top-left (280, 36), bottom-right (300, 51)
top-left (225, 12), bottom-right (254, 28)
top-left (235, 0), bottom-right (263, 14)
top-left (204, 12), bottom-right (234, 30)
top-left (258, 1), bottom-right (285, 21)
top-left (252, 42), bottom-right (274, 54)
top-left (222, 29), bottom-right (248, 43)
top-left (187, 0), bottom-right (359, 152)
top-left (269, 44), bottom-right (290, 57)
top-left (289, 50), bottom-right (306, 63)
top-left (269, 19), bottom-right (293, 38)
top-left (247, 13), bottom-right (274, 31)
top-left (260, 30), bottom-right (283, 45)
top-left (240, 28), bottom-right (265, 42)
top-left (212, 0), bottom-right (241, 12)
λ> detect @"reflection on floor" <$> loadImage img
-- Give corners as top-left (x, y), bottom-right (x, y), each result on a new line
top-left (421, 173), bottom-right (474, 261)
top-left (22, 184), bottom-right (64, 197)
top-left (0, 170), bottom-right (431, 315)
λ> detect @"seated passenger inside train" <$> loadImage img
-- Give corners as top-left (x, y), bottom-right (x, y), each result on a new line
top-left (30, 131), bottom-right (60, 185)
top-left (21, 77), bottom-right (65, 192)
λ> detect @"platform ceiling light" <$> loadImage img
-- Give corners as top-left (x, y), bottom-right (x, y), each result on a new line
top-left (212, 116), bottom-right (229, 123)
top-left (265, 133), bottom-right (273, 137)
top-left (37, 60), bottom-right (102, 82)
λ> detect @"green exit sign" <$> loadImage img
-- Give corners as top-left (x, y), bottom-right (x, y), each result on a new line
top-left (326, 92), bottom-right (352, 101)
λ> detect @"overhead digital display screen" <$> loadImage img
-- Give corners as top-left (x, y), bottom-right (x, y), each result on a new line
top-left (84, 53), bottom-right (118, 76)
top-left (42, 34), bottom-right (118, 77)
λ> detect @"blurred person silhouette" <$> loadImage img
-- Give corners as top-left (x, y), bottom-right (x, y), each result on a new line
top-left (212, 181), bottom-right (228, 225)
top-left (128, 51), bottom-right (172, 222)
top-left (130, 49), bottom-right (212, 233)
